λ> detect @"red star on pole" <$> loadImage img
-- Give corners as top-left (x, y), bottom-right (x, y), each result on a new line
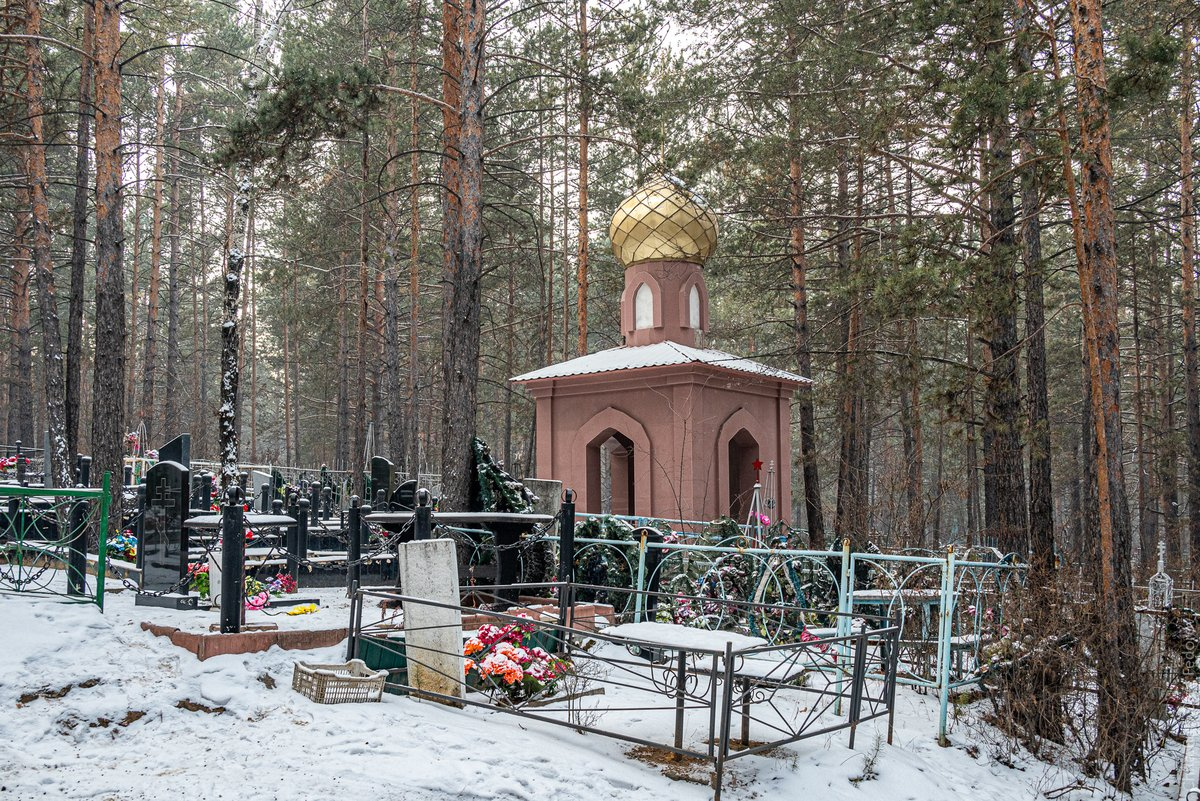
top-left (752, 459), bottom-right (763, 477)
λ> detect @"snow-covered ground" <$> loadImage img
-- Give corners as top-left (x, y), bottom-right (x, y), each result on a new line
top-left (0, 584), bottom-right (1190, 801)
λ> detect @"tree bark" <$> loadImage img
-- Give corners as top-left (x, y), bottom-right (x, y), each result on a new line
top-left (440, 0), bottom-right (486, 510)
top-left (978, 5), bottom-right (1028, 555)
top-left (164, 44), bottom-right (184, 436)
top-left (787, 26), bottom-right (825, 547)
top-left (834, 148), bottom-right (868, 550)
top-left (91, 0), bottom-right (127, 507)
top-left (66, 0), bottom-right (94, 463)
top-left (1179, 26), bottom-right (1200, 563)
top-left (353, 0), bottom-right (371, 479)
top-left (576, 0), bottom-right (589, 356)
top-left (1015, 0), bottom-right (1054, 579)
top-left (23, 0), bottom-right (70, 487)
top-left (407, 0), bottom-right (423, 478)
top-left (141, 59), bottom-right (166, 442)
top-left (1068, 0), bottom-right (1140, 785)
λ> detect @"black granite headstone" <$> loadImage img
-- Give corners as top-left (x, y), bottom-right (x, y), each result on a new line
top-left (158, 433), bottom-right (190, 468)
top-left (138, 460), bottom-right (190, 592)
top-left (370, 456), bottom-right (394, 503)
top-left (391, 479), bottom-right (417, 511)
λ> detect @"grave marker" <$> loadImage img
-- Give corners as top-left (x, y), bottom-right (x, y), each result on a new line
top-left (158, 433), bottom-right (190, 468)
top-left (135, 460), bottom-right (196, 609)
top-left (397, 537), bottom-right (464, 705)
top-left (370, 456), bottom-right (394, 504)
top-left (391, 479), bottom-right (417, 511)
top-left (252, 471), bottom-right (271, 512)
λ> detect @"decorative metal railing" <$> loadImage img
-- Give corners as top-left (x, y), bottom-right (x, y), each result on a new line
top-left (349, 581), bottom-right (899, 801)
top-left (0, 476), bottom-right (112, 609)
top-left (442, 515), bottom-right (1025, 744)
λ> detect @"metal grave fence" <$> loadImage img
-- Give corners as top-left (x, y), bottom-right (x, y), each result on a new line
top-left (0, 475), bottom-right (112, 609)
top-left (449, 520), bottom-right (1026, 743)
top-left (349, 581), bottom-right (899, 801)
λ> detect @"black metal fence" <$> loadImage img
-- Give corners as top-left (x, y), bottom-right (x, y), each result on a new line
top-left (349, 581), bottom-right (899, 800)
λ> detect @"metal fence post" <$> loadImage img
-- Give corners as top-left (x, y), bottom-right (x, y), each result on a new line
top-left (836, 537), bottom-right (852, 716)
top-left (66, 493), bottom-right (88, 597)
top-left (644, 529), bottom-right (665, 621)
top-left (558, 490), bottom-right (576, 584)
top-left (96, 472), bottom-right (110, 610)
top-left (220, 486), bottom-right (245, 633)
top-left (936, 545), bottom-right (956, 746)
top-left (347, 495), bottom-right (361, 594)
top-left (556, 490), bottom-right (576, 642)
top-left (295, 498), bottom-right (310, 588)
top-left (286, 492), bottom-right (300, 579)
top-left (634, 531), bottom-right (648, 622)
top-left (848, 631), bottom-right (868, 749)
top-left (414, 489), bottom-right (432, 540)
top-left (346, 581), bottom-right (360, 661)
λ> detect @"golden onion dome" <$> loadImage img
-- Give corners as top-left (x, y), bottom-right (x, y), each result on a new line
top-left (609, 176), bottom-right (718, 269)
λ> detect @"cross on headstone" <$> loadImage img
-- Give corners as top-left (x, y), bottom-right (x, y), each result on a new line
top-left (1147, 536), bottom-right (1174, 610)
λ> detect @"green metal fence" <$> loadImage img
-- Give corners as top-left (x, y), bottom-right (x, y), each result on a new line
top-left (526, 523), bottom-right (1024, 743)
top-left (0, 473), bottom-right (112, 610)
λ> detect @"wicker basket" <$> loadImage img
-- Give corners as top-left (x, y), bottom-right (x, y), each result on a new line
top-left (292, 659), bottom-right (387, 704)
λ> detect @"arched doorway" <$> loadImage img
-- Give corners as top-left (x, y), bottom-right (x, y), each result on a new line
top-left (586, 429), bottom-right (637, 516)
top-left (727, 428), bottom-right (760, 522)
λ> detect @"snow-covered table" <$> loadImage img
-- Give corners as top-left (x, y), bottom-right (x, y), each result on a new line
top-left (601, 622), bottom-right (775, 752)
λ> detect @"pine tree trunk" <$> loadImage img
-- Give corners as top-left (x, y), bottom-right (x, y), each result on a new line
top-left (1179, 27), bottom-right (1200, 564)
top-left (125, 115), bottom-right (142, 426)
top-left (66, 1), bottom-right (94, 463)
top-left (12, 144), bottom-right (34, 446)
top-left (1162, 276), bottom-right (1180, 564)
top-left (353, 0), bottom-right (371, 479)
top-left (575, 0), bottom-right (589, 356)
top-left (141, 60), bottom-right (166, 442)
top-left (336, 249), bottom-right (350, 470)
top-left (1068, 0), bottom-right (1140, 784)
top-left (382, 50), bottom-right (405, 471)
top-left (1015, 0), bottom-right (1054, 578)
top-left (407, 0), bottom-right (423, 478)
top-left (787, 27), bottom-right (824, 546)
top-left (978, 7), bottom-right (1028, 555)
top-left (24, 0), bottom-right (70, 487)
top-left (91, 0), bottom-right (127, 507)
top-left (164, 46), bottom-right (183, 437)
top-left (834, 149), bottom-right (867, 550)
top-left (440, 0), bottom-right (486, 510)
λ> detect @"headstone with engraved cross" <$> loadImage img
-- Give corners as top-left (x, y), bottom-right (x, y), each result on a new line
top-left (138, 460), bottom-right (190, 593)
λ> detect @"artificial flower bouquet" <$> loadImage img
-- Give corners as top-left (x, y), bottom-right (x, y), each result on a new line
top-left (267, 573), bottom-right (297, 596)
top-left (110, 530), bottom-right (137, 561)
top-left (463, 613), bottom-right (568, 704)
top-left (187, 562), bottom-right (210, 598)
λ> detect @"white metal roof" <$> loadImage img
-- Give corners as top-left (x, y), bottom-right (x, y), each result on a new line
top-left (510, 341), bottom-right (810, 385)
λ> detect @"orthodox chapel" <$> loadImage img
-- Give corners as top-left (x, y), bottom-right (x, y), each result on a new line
top-left (512, 176), bottom-right (809, 524)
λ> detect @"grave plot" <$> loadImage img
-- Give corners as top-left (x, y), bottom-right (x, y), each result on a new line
top-left (349, 568), bottom-right (899, 801)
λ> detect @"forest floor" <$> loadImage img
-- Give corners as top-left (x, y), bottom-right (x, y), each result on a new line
top-left (0, 583), bottom-right (1190, 801)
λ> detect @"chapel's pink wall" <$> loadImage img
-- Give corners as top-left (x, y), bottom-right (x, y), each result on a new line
top-left (525, 365), bottom-right (796, 525)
